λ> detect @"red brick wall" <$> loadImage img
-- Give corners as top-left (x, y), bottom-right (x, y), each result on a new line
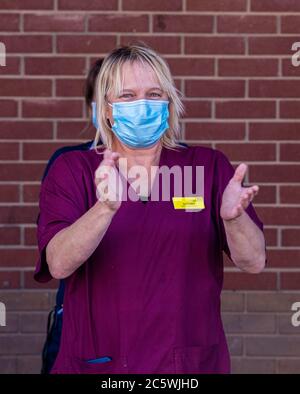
top-left (0, 0), bottom-right (299, 374)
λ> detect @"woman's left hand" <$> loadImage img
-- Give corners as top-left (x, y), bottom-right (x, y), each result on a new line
top-left (220, 163), bottom-right (259, 222)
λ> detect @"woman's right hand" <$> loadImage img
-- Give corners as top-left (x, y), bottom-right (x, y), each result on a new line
top-left (94, 148), bottom-right (122, 212)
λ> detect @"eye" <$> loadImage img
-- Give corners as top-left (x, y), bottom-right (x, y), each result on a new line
top-left (149, 92), bottom-right (162, 97)
top-left (120, 93), bottom-right (134, 98)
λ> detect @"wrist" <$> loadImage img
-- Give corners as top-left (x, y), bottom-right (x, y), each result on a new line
top-left (222, 210), bottom-right (246, 226)
top-left (94, 199), bottom-right (118, 218)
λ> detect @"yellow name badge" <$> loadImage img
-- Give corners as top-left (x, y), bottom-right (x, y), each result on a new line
top-left (172, 196), bottom-right (205, 211)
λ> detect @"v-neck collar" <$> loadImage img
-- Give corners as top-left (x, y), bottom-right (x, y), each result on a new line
top-left (119, 144), bottom-right (166, 203)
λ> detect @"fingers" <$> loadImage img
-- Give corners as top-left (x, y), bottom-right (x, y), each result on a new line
top-left (240, 185), bottom-right (259, 206)
top-left (94, 149), bottom-right (123, 207)
top-left (103, 148), bottom-right (120, 161)
top-left (95, 149), bottom-right (120, 179)
top-left (232, 163), bottom-right (247, 184)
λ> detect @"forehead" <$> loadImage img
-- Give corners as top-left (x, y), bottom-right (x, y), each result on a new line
top-left (119, 61), bottom-right (161, 90)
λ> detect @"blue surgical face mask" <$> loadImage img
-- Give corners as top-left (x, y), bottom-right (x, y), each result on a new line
top-left (108, 99), bottom-right (169, 148)
top-left (92, 101), bottom-right (98, 129)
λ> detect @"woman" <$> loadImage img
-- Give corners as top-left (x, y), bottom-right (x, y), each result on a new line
top-left (35, 44), bottom-right (266, 374)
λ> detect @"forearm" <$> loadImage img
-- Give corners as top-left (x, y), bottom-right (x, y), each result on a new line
top-left (46, 200), bottom-right (115, 279)
top-left (223, 210), bottom-right (266, 273)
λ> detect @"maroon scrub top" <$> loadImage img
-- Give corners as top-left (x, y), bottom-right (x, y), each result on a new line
top-left (34, 144), bottom-right (265, 374)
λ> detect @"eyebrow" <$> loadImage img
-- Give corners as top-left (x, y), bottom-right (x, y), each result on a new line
top-left (120, 87), bottom-right (163, 93)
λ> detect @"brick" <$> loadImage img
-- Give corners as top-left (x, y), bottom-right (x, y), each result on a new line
top-left (281, 273), bottom-right (300, 290)
top-left (58, 0), bottom-right (118, 10)
top-left (17, 356), bottom-right (41, 374)
top-left (56, 78), bottom-right (85, 97)
top-left (123, 0), bottom-right (182, 11)
top-left (24, 14), bottom-right (85, 32)
top-left (0, 206), bottom-right (38, 224)
top-left (251, 0), bottom-right (300, 12)
top-left (0, 57), bottom-right (20, 75)
top-left (187, 0), bottom-right (246, 11)
top-left (0, 185), bottom-right (19, 203)
top-left (216, 101), bottom-right (276, 119)
top-left (281, 186), bottom-right (300, 204)
top-left (25, 57), bottom-right (86, 75)
top-left (0, 142), bottom-right (19, 160)
top-left (185, 36), bottom-right (244, 55)
top-left (0, 14), bottom-right (19, 31)
top-left (0, 121), bottom-right (53, 140)
top-left (246, 336), bottom-right (300, 357)
top-left (23, 142), bottom-right (77, 160)
top-left (153, 15), bottom-right (213, 33)
top-left (218, 58), bottom-right (278, 77)
top-left (282, 229), bottom-right (300, 247)
top-left (255, 207), bottom-right (300, 225)
top-left (264, 228), bottom-right (277, 246)
top-left (0, 100), bottom-right (17, 117)
top-left (167, 58), bottom-right (214, 77)
top-left (223, 313), bottom-right (276, 333)
top-left (24, 227), bottom-right (37, 245)
top-left (20, 313), bottom-right (48, 333)
top-left (0, 206), bottom-right (39, 223)
top-left (226, 336), bottom-right (243, 356)
top-left (0, 0), bottom-right (53, 9)
top-left (0, 313), bottom-right (19, 333)
top-left (182, 100), bottom-right (211, 118)
top-left (0, 291), bottom-right (53, 311)
top-left (218, 15), bottom-right (276, 34)
top-left (185, 122), bottom-right (245, 140)
top-left (0, 79), bottom-right (51, 97)
top-left (0, 35), bottom-right (52, 53)
top-left (224, 271), bottom-right (277, 290)
top-left (249, 165), bottom-right (300, 183)
top-left (22, 99), bottom-right (83, 118)
top-left (215, 143), bottom-right (276, 161)
top-left (0, 358), bottom-right (17, 374)
top-left (89, 14), bottom-right (149, 33)
top-left (57, 35), bottom-right (116, 54)
top-left (267, 250), bottom-right (300, 268)
top-left (173, 78), bottom-right (182, 91)
top-left (251, 185), bottom-right (276, 204)
top-left (0, 335), bottom-right (44, 355)
top-left (250, 80), bottom-right (300, 98)
top-left (277, 359), bottom-right (300, 374)
top-left (280, 101), bottom-right (300, 119)
top-left (0, 164), bottom-right (44, 181)
top-left (231, 357), bottom-right (276, 374)
top-left (186, 80), bottom-right (245, 98)
top-left (0, 227), bottom-right (20, 244)
top-left (221, 291), bottom-right (245, 312)
top-left (247, 292), bottom-right (299, 312)
top-left (282, 58), bottom-right (300, 77)
top-left (57, 121), bottom-right (94, 139)
top-left (249, 122), bottom-right (300, 140)
top-left (23, 185), bottom-right (40, 203)
top-left (282, 16), bottom-right (300, 34)
top-left (120, 35), bottom-right (181, 54)
top-left (249, 37), bottom-right (299, 55)
top-left (280, 143), bottom-right (300, 161)
top-left (0, 272), bottom-right (20, 289)
top-left (278, 314), bottom-right (300, 335)
top-left (0, 249), bottom-right (38, 267)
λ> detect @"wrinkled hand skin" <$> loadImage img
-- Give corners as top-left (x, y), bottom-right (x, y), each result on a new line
top-left (221, 163), bottom-right (266, 274)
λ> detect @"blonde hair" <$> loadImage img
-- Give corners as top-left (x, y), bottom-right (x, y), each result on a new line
top-left (93, 43), bottom-right (185, 153)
